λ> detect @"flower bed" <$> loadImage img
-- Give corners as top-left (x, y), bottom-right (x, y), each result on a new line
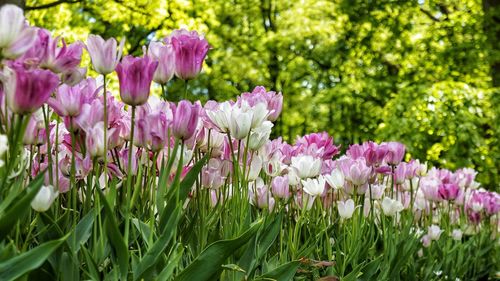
top-left (0, 4), bottom-right (498, 281)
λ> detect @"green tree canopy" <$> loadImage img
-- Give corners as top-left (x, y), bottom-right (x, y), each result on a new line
top-left (10, 0), bottom-right (499, 188)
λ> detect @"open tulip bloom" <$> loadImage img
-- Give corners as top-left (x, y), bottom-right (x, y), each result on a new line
top-left (0, 5), bottom-right (498, 280)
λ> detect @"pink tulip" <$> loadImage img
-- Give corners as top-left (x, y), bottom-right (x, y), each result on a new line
top-left (0, 5), bottom-right (37, 59)
top-left (271, 176), bottom-right (290, 199)
top-left (38, 29), bottom-right (83, 74)
top-left (86, 34), bottom-right (125, 75)
top-left (3, 63), bottom-right (59, 114)
top-left (115, 55), bottom-right (158, 106)
top-left (146, 41), bottom-right (175, 84)
top-left (47, 84), bottom-right (85, 117)
top-left (172, 100), bottom-right (200, 140)
top-left (384, 141), bottom-right (406, 165)
top-left (438, 183), bottom-right (460, 201)
top-left (169, 29), bottom-right (210, 80)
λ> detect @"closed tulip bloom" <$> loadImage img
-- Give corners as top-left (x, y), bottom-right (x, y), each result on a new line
top-left (337, 199), bottom-right (355, 219)
top-left (86, 34), bottom-right (125, 74)
top-left (228, 107), bottom-right (252, 140)
top-left (115, 55), bottom-right (158, 106)
top-left (247, 121), bottom-right (273, 150)
top-left (31, 185), bottom-right (59, 212)
top-left (85, 122), bottom-right (115, 157)
top-left (381, 197), bottom-right (404, 216)
top-left (3, 63), bottom-right (59, 114)
top-left (384, 141), bottom-right (406, 165)
top-left (172, 100), bottom-right (200, 140)
top-left (427, 224), bottom-right (443, 240)
top-left (170, 29), bottom-right (210, 80)
top-left (324, 168), bottom-right (344, 190)
top-left (272, 176), bottom-right (290, 199)
top-left (438, 183), bottom-right (460, 201)
top-left (146, 41), bottom-right (175, 84)
top-left (0, 5), bottom-right (37, 59)
top-left (451, 229), bottom-right (463, 241)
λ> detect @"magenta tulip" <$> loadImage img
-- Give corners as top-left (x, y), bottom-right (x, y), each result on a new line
top-left (115, 55), bottom-right (158, 106)
top-left (3, 63), bottom-right (59, 114)
top-left (169, 29), bottom-right (210, 80)
top-left (172, 100), bottom-right (200, 140)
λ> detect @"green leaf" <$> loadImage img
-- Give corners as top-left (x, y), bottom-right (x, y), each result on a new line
top-left (174, 219), bottom-right (263, 281)
top-left (132, 218), bottom-right (153, 249)
top-left (67, 208), bottom-right (96, 253)
top-left (159, 153), bottom-right (208, 231)
top-left (0, 172), bottom-right (45, 240)
top-left (253, 260), bottom-right (301, 281)
top-left (0, 233), bottom-right (68, 281)
top-left (97, 188), bottom-right (129, 280)
top-left (82, 247), bottom-right (101, 281)
top-left (238, 213), bottom-right (283, 278)
top-left (157, 244), bottom-right (184, 281)
top-left (133, 206), bottom-right (181, 281)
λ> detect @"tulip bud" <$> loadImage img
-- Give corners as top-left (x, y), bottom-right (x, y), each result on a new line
top-left (86, 35), bottom-right (125, 75)
top-left (272, 176), bottom-right (290, 199)
top-left (3, 63), bottom-right (59, 114)
top-left (31, 185), bottom-right (59, 212)
top-left (169, 29), bottom-right (210, 80)
top-left (116, 55), bottom-right (158, 106)
top-left (381, 197), bottom-right (404, 216)
top-left (337, 199), bottom-right (355, 219)
top-left (172, 100), bottom-right (200, 140)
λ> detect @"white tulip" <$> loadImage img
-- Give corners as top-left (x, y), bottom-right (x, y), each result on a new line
top-left (381, 197), bottom-right (404, 216)
top-left (451, 229), bottom-right (462, 241)
top-left (428, 224), bottom-right (443, 240)
top-left (301, 176), bottom-right (326, 197)
top-left (228, 107), bottom-right (252, 140)
top-left (0, 134), bottom-right (8, 156)
top-left (247, 121), bottom-right (273, 150)
top-left (31, 185), bottom-right (59, 212)
top-left (247, 156), bottom-right (263, 181)
top-left (324, 168), bottom-right (344, 190)
top-left (291, 155), bottom-right (321, 179)
top-left (337, 199), bottom-right (355, 219)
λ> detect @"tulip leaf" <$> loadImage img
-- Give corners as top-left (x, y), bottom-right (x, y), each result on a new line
top-left (253, 260), bottom-right (301, 281)
top-left (157, 244), bottom-right (184, 281)
top-left (159, 153), bottom-right (208, 231)
top-left (67, 207), bottom-right (96, 253)
top-left (133, 206), bottom-right (181, 281)
top-left (174, 219), bottom-right (263, 281)
top-left (97, 188), bottom-right (129, 280)
top-left (0, 233), bottom-right (69, 281)
top-left (0, 172), bottom-right (44, 240)
top-left (237, 212), bottom-right (283, 279)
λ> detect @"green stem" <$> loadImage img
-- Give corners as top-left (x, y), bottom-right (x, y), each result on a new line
top-left (103, 74), bottom-right (108, 191)
top-left (183, 79), bottom-right (189, 100)
top-left (124, 105), bottom-right (136, 243)
top-left (42, 106), bottom-right (53, 185)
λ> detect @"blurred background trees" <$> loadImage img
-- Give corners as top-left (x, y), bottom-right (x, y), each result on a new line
top-left (4, 0), bottom-right (499, 188)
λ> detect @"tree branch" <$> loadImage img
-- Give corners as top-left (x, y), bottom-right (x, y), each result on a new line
top-left (419, 7), bottom-right (440, 22)
top-left (25, 0), bottom-right (81, 11)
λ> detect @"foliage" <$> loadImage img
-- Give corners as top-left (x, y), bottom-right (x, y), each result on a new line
top-left (23, 0), bottom-right (500, 188)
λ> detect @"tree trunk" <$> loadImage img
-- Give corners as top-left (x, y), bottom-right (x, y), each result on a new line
top-left (483, 0), bottom-right (500, 87)
top-left (0, 0), bottom-right (25, 9)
